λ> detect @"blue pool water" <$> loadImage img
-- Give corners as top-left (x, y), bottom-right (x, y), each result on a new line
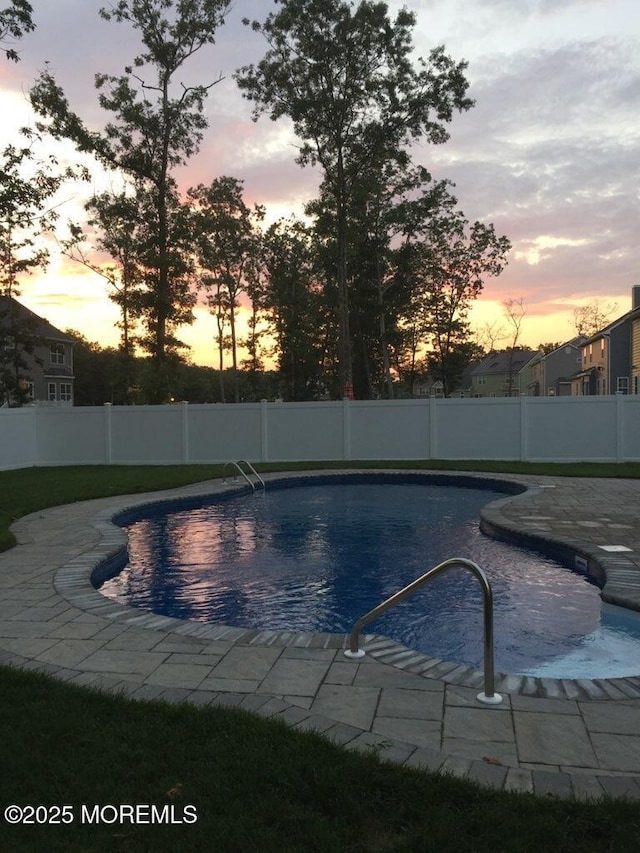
top-left (99, 475), bottom-right (640, 678)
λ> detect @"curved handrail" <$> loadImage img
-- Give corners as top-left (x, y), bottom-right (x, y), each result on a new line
top-left (222, 461), bottom-right (256, 492)
top-left (344, 557), bottom-right (502, 705)
top-left (237, 459), bottom-right (265, 491)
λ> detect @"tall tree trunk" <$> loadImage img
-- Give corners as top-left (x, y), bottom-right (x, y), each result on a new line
top-left (336, 153), bottom-right (352, 398)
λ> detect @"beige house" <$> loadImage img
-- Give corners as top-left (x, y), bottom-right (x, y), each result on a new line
top-left (632, 312), bottom-right (640, 396)
top-left (571, 286), bottom-right (640, 396)
top-left (0, 296), bottom-right (75, 406)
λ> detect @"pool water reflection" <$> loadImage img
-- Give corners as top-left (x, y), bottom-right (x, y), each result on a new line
top-left (99, 476), bottom-right (640, 678)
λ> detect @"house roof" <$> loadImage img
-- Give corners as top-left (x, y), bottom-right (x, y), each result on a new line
top-left (525, 335), bottom-right (587, 368)
top-left (0, 296), bottom-right (75, 344)
top-left (471, 348), bottom-right (537, 376)
top-left (581, 305), bottom-right (640, 346)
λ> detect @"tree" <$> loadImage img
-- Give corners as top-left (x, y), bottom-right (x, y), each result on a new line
top-left (60, 185), bottom-right (152, 402)
top-left (474, 319), bottom-right (506, 353)
top-left (0, 0), bottom-right (33, 61)
top-left (573, 299), bottom-right (617, 338)
top-left (0, 138), bottom-right (82, 405)
top-left (187, 177), bottom-right (265, 403)
top-left (388, 171), bottom-right (510, 397)
top-left (261, 217), bottom-right (331, 401)
top-left (30, 0), bottom-right (231, 401)
top-left (236, 0), bottom-right (473, 397)
top-left (502, 297), bottom-right (526, 397)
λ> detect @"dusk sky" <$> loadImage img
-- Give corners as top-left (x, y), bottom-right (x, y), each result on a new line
top-left (1, 0), bottom-right (639, 366)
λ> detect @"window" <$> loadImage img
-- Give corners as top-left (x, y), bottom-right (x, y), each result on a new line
top-left (617, 377), bottom-right (629, 394)
top-left (27, 381), bottom-right (35, 400)
top-left (50, 343), bottom-right (65, 365)
top-left (48, 382), bottom-right (57, 401)
top-left (59, 383), bottom-right (72, 402)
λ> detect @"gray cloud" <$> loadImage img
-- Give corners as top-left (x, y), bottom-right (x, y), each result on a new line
top-left (3, 0), bottom-right (639, 347)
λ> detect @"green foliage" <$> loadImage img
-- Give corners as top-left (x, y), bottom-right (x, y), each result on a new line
top-left (0, 139), bottom-right (85, 405)
top-left (30, 0), bottom-right (232, 402)
top-left (236, 0), bottom-right (474, 396)
top-left (261, 217), bottom-right (333, 400)
top-left (188, 177), bottom-right (265, 402)
top-left (0, 0), bottom-right (33, 61)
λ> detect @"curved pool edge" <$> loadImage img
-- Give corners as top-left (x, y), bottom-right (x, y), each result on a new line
top-left (4, 469), bottom-right (640, 799)
top-left (65, 469), bottom-right (640, 702)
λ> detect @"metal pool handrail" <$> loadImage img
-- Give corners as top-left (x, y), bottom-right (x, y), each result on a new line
top-left (222, 460), bottom-right (265, 492)
top-left (344, 557), bottom-right (503, 705)
top-left (237, 460), bottom-right (265, 491)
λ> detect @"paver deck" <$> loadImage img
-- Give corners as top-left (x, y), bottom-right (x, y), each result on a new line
top-left (3, 469), bottom-right (640, 801)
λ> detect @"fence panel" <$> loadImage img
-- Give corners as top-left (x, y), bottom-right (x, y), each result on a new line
top-left (525, 397), bottom-right (618, 461)
top-left (2, 396), bottom-right (640, 470)
top-left (266, 402), bottom-right (345, 461)
top-left (0, 408), bottom-right (36, 469)
top-left (349, 399), bottom-right (429, 459)
top-left (434, 398), bottom-right (522, 460)
top-left (109, 406), bottom-right (184, 464)
top-left (35, 407), bottom-right (107, 464)
top-left (187, 404), bottom-right (263, 462)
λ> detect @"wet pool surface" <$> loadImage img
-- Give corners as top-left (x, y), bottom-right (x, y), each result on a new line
top-left (100, 477), bottom-right (640, 677)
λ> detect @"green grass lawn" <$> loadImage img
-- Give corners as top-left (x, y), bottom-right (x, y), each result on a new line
top-left (1, 462), bottom-right (640, 851)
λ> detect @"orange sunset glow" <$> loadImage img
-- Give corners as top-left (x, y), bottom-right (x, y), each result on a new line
top-left (1, 0), bottom-right (638, 366)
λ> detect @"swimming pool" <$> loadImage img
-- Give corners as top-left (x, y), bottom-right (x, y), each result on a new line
top-left (97, 473), bottom-right (640, 678)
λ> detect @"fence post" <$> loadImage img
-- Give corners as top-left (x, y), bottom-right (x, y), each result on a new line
top-left (261, 399), bottom-right (269, 462)
top-left (520, 395), bottom-right (528, 461)
top-left (104, 403), bottom-right (112, 464)
top-left (428, 396), bottom-right (437, 459)
top-left (343, 398), bottom-right (352, 460)
top-left (181, 401), bottom-right (189, 464)
top-left (616, 393), bottom-right (624, 462)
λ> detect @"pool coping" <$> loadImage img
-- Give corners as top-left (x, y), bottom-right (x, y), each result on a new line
top-left (5, 468), bottom-right (640, 801)
top-left (59, 469), bottom-right (640, 703)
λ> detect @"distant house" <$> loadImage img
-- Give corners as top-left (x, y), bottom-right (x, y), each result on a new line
top-left (571, 286), bottom-right (640, 396)
top-left (470, 348), bottom-right (536, 397)
top-left (524, 337), bottom-right (586, 396)
top-left (412, 378), bottom-right (445, 398)
top-left (0, 296), bottom-right (75, 406)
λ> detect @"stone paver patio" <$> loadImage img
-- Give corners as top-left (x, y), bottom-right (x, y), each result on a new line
top-left (2, 469), bottom-right (640, 801)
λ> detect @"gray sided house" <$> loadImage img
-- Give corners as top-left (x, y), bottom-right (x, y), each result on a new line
top-left (571, 286), bottom-right (640, 396)
top-left (0, 296), bottom-right (75, 406)
top-left (524, 337), bottom-right (586, 396)
top-left (470, 348), bottom-right (536, 397)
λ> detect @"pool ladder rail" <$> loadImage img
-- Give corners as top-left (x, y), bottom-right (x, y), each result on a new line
top-left (344, 557), bottom-right (503, 706)
top-left (222, 460), bottom-right (265, 493)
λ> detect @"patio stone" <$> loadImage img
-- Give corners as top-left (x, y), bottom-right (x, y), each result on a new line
top-left (144, 663), bottom-right (213, 689)
top-left (372, 716), bottom-right (441, 749)
top-left (78, 649), bottom-right (169, 677)
top-left (311, 684), bottom-right (380, 729)
top-left (580, 702), bottom-right (640, 734)
top-left (258, 657), bottom-right (331, 697)
top-left (444, 706), bottom-right (515, 743)
top-left (377, 687), bottom-right (443, 720)
top-left (513, 712), bottom-right (598, 767)
top-left (212, 645), bottom-right (282, 681)
top-left (4, 469), bottom-right (640, 801)
top-left (591, 734), bottom-right (640, 772)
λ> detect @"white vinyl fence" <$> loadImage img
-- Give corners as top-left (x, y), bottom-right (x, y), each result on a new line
top-left (1, 395), bottom-right (639, 470)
